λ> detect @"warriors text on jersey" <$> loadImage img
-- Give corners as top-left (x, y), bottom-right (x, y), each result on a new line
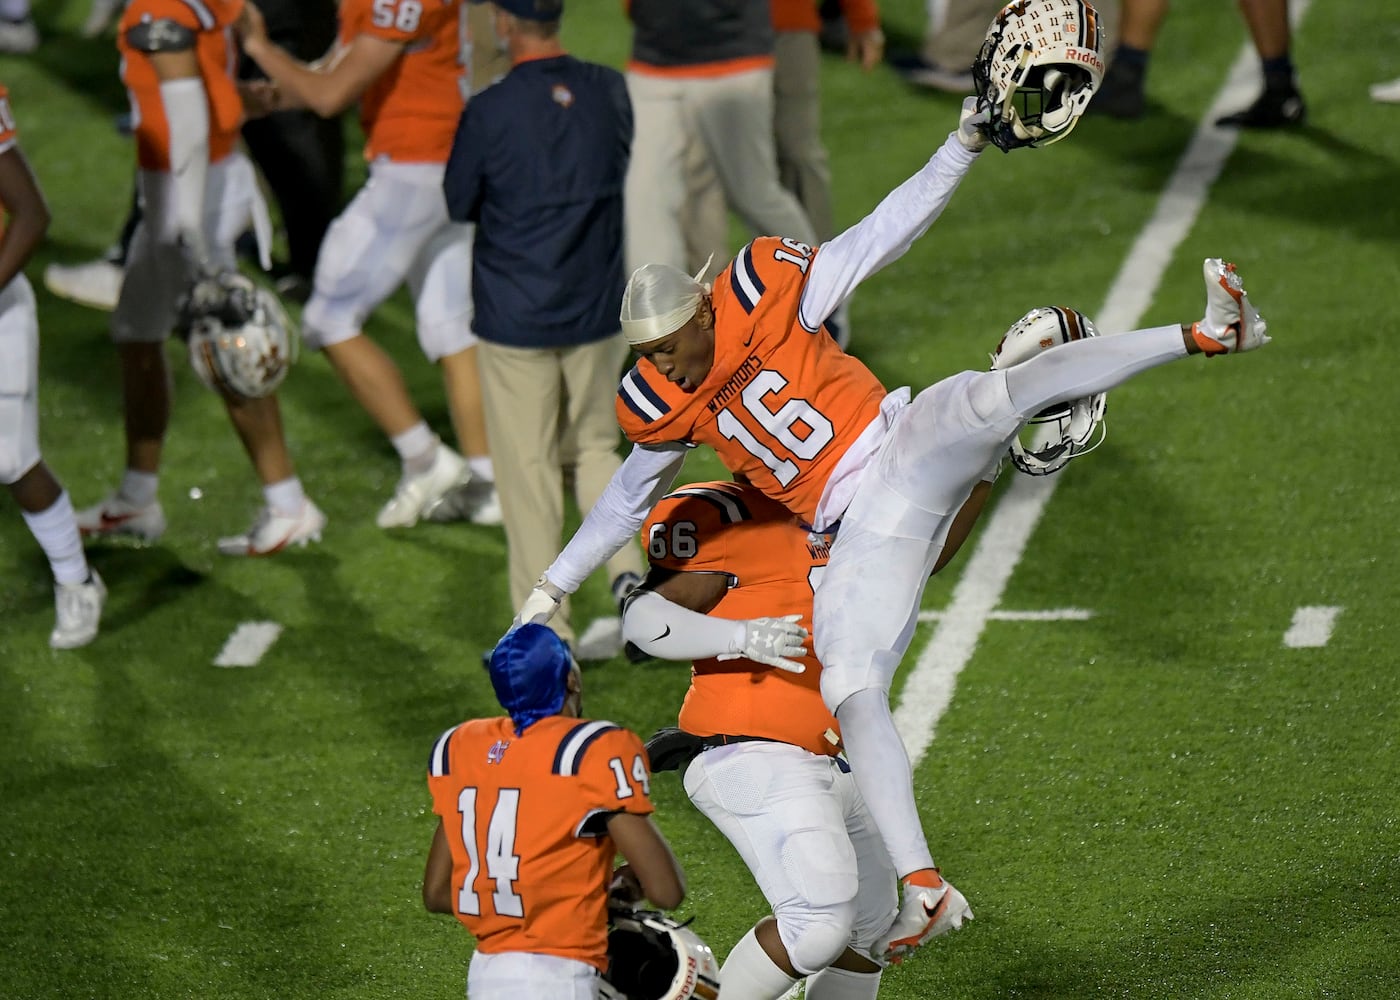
top-left (616, 237), bottom-right (887, 525)
top-left (338, 0), bottom-right (465, 162)
top-left (642, 481), bottom-right (843, 757)
top-left (426, 714), bottom-right (654, 970)
top-left (119, 0), bottom-right (245, 172)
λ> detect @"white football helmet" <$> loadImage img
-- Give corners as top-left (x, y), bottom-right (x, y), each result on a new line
top-left (973, 0), bottom-right (1105, 151)
top-left (991, 305), bottom-right (1107, 476)
top-left (185, 274), bottom-right (297, 400)
top-left (599, 910), bottom-right (721, 1000)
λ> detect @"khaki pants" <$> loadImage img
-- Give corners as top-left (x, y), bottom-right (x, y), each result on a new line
top-left (478, 335), bottom-right (644, 644)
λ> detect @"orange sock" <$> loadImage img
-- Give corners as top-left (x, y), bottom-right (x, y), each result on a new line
top-left (903, 868), bottom-right (945, 890)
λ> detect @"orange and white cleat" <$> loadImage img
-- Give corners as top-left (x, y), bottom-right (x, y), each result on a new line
top-left (76, 493), bottom-right (167, 544)
top-left (1191, 258), bottom-right (1271, 356)
top-left (873, 868), bottom-right (974, 965)
top-left (218, 500), bottom-right (326, 557)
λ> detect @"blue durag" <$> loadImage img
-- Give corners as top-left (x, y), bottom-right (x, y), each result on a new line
top-left (488, 624), bottom-right (574, 735)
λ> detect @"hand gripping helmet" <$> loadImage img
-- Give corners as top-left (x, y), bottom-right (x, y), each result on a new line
top-left (973, 0), bottom-right (1105, 151)
top-left (186, 275), bottom-right (297, 399)
top-left (599, 910), bottom-right (721, 1000)
top-left (991, 306), bottom-right (1107, 476)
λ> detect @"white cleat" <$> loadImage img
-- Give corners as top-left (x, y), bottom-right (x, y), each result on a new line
top-left (218, 500), bottom-right (326, 556)
top-left (1191, 258), bottom-right (1271, 356)
top-left (42, 257), bottom-right (125, 311)
top-left (873, 870), bottom-right (973, 965)
top-left (377, 445), bottom-right (472, 529)
top-left (423, 477), bottom-right (503, 526)
top-left (51, 570), bottom-right (107, 650)
top-left (76, 494), bottom-right (167, 544)
top-left (0, 17), bottom-right (38, 55)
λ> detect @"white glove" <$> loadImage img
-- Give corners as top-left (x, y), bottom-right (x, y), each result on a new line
top-left (717, 614), bottom-right (809, 674)
top-left (956, 95), bottom-right (992, 153)
top-left (514, 575), bottom-right (566, 628)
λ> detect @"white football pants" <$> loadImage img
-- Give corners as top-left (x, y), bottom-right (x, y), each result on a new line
top-left (0, 274), bottom-right (39, 483)
top-left (466, 950), bottom-right (599, 999)
top-left (815, 323), bottom-right (1189, 875)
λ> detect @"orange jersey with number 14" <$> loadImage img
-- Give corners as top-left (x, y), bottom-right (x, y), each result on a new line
top-left (338, 0), bottom-right (465, 162)
top-left (617, 238), bottom-right (887, 526)
top-left (118, 0), bottom-right (245, 172)
top-left (426, 714), bottom-right (655, 970)
top-left (642, 481), bottom-right (842, 757)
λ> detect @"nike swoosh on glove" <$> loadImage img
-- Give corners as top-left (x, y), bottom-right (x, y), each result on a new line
top-left (718, 614), bottom-right (809, 673)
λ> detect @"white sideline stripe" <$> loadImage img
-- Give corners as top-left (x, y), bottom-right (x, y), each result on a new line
top-left (213, 621), bottom-right (283, 668)
top-left (917, 608), bottom-right (1094, 623)
top-left (1283, 606), bottom-right (1341, 648)
top-left (893, 0), bottom-right (1313, 765)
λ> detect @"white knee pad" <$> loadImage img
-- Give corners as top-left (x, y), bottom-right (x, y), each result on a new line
top-left (774, 825), bottom-right (860, 975)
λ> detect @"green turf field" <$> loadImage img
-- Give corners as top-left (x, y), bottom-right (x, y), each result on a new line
top-left (3, 1), bottom-right (1399, 997)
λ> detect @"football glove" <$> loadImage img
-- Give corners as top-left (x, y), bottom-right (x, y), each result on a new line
top-left (175, 269), bottom-right (258, 341)
top-left (956, 95), bottom-right (993, 153)
top-left (513, 575), bottom-right (566, 628)
top-left (717, 614), bottom-right (809, 674)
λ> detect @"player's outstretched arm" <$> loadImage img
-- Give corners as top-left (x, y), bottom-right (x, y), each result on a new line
top-left (607, 813), bottom-right (685, 911)
top-left (622, 590), bottom-right (809, 674)
top-left (798, 97), bottom-right (990, 331)
top-left (515, 445), bottom-right (687, 626)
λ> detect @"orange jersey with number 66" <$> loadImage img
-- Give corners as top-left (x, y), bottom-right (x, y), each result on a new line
top-left (339, 0), bottom-right (465, 162)
top-left (642, 481), bottom-right (842, 757)
top-left (426, 714), bottom-right (655, 970)
top-left (616, 237), bottom-right (887, 526)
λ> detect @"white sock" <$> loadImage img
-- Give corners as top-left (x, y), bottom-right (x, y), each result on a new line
top-left (23, 491), bottom-right (90, 586)
top-left (391, 422), bottom-right (438, 473)
top-left (118, 469), bottom-right (159, 508)
top-left (262, 477), bottom-right (306, 515)
top-left (719, 928), bottom-right (799, 1000)
top-left (1003, 323), bottom-right (1187, 416)
top-left (806, 965), bottom-right (881, 1000)
top-left (468, 455), bottom-right (494, 482)
top-left (835, 687), bottom-right (935, 876)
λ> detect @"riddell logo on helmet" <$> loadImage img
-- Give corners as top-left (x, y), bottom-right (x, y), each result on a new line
top-left (1066, 48), bottom-right (1104, 72)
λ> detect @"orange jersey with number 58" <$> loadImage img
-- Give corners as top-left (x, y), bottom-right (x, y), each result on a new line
top-left (642, 481), bottom-right (842, 757)
top-left (338, 0), bottom-right (465, 162)
top-left (426, 714), bottom-right (655, 970)
top-left (616, 238), bottom-right (887, 526)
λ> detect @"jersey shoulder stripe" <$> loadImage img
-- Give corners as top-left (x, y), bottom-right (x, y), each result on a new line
top-left (428, 724), bottom-right (458, 777)
top-left (618, 365), bottom-right (671, 424)
top-left (727, 242), bottom-right (767, 315)
top-left (664, 486), bottom-right (752, 525)
top-left (177, 0), bottom-right (216, 28)
top-left (552, 719), bottom-right (621, 777)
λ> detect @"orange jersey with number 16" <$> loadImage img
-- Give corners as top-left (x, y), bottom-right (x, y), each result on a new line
top-left (617, 238), bottom-right (887, 526)
top-left (426, 714), bottom-right (655, 970)
top-left (642, 481), bottom-right (843, 757)
top-left (338, 0), bottom-right (465, 163)
top-left (118, 0), bottom-right (245, 172)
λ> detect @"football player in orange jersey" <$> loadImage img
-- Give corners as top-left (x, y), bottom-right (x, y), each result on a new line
top-left (76, 0), bottom-right (327, 557)
top-left (424, 623), bottom-right (687, 998)
top-left (0, 84), bottom-right (108, 648)
top-left (236, 0), bottom-right (500, 530)
top-left (513, 83), bottom-right (1273, 963)
top-left (622, 478), bottom-right (993, 993)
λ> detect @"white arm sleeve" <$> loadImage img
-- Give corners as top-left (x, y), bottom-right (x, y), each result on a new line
top-left (798, 132), bottom-right (979, 330)
top-left (159, 77), bottom-right (210, 267)
top-left (621, 590), bottom-right (746, 661)
top-left (544, 443), bottom-right (687, 593)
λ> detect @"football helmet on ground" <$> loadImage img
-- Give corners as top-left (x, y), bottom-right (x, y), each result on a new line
top-left (599, 910), bottom-right (721, 1000)
top-left (973, 0), bottom-right (1105, 152)
top-left (183, 272), bottom-right (297, 399)
top-left (991, 305), bottom-right (1107, 476)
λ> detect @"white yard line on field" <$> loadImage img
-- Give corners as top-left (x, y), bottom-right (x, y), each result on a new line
top-left (1283, 606), bottom-right (1342, 648)
top-left (892, 0), bottom-right (1312, 764)
top-left (213, 622), bottom-right (284, 668)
